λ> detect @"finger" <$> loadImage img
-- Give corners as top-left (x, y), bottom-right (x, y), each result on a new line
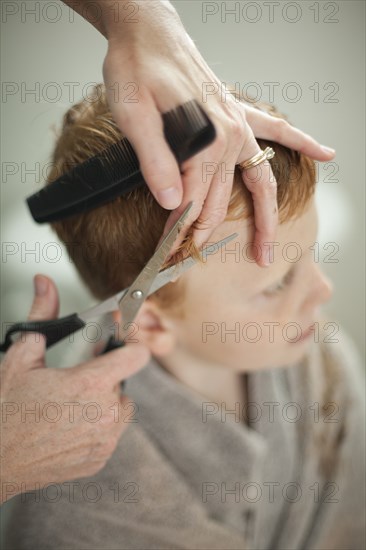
top-left (155, 138), bottom-right (226, 258)
top-left (105, 91), bottom-right (183, 211)
top-left (191, 151), bottom-right (238, 248)
top-left (78, 342), bottom-right (151, 388)
top-left (238, 134), bottom-right (279, 267)
top-left (244, 106), bottom-right (336, 161)
top-left (155, 168), bottom-right (208, 256)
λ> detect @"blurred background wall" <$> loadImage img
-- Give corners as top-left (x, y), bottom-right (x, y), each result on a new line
top-left (1, 0), bottom-right (365, 372)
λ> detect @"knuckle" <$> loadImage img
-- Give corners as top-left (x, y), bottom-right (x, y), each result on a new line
top-left (86, 460), bottom-right (107, 476)
top-left (213, 207), bottom-right (228, 225)
top-left (212, 128), bottom-right (227, 151)
top-left (73, 370), bottom-right (107, 395)
top-left (257, 179), bottom-right (277, 199)
top-left (120, 395), bottom-right (133, 408)
top-left (195, 206), bottom-right (227, 230)
top-left (101, 438), bottom-right (118, 458)
top-left (75, 369), bottom-right (106, 395)
top-left (91, 377), bottom-right (109, 394)
top-left (95, 436), bottom-right (119, 460)
top-left (251, 163), bottom-right (277, 197)
top-left (274, 118), bottom-right (290, 141)
top-left (265, 176), bottom-right (278, 197)
top-left (229, 117), bottom-right (244, 140)
top-left (99, 408), bottom-right (116, 427)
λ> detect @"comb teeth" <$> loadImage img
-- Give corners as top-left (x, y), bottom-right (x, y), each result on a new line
top-left (27, 99), bottom-right (216, 223)
top-left (164, 100), bottom-right (212, 161)
top-left (96, 140), bottom-right (140, 182)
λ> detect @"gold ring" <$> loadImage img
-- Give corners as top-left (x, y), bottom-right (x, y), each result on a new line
top-left (237, 147), bottom-right (275, 171)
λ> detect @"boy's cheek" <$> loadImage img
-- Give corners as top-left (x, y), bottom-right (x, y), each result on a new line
top-left (182, 319), bottom-right (312, 372)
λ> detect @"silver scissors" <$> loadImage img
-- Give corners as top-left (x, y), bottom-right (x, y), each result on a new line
top-left (0, 202), bottom-right (238, 354)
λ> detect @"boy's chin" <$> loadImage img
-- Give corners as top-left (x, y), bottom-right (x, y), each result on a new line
top-left (265, 340), bottom-right (314, 370)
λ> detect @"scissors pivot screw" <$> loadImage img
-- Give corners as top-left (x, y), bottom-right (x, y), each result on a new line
top-left (131, 290), bottom-right (144, 300)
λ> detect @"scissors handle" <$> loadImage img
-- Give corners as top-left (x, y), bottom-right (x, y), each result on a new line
top-left (0, 313), bottom-right (85, 353)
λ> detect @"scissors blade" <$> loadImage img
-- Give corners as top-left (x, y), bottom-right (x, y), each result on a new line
top-left (149, 232), bottom-right (238, 294)
top-left (79, 233), bottom-right (238, 323)
top-left (117, 202), bottom-right (193, 337)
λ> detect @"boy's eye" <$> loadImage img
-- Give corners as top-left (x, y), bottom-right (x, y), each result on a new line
top-left (262, 268), bottom-right (295, 297)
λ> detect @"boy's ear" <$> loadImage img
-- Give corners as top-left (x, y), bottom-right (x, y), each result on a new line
top-left (111, 300), bottom-right (176, 357)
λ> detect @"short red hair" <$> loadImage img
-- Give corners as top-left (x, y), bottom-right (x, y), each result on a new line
top-left (46, 84), bottom-right (316, 314)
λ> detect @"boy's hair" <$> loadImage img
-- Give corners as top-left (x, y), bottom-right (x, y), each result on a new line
top-left (46, 84), bottom-right (316, 315)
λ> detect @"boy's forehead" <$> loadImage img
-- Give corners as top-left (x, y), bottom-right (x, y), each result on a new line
top-left (204, 199), bottom-right (317, 286)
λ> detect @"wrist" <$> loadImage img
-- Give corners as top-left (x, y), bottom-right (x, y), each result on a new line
top-left (101, 0), bottom-right (140, 40)
top-left (103, 0), bottom-right (177, 41)
top-left (61, 0), bottom-right (140, 38)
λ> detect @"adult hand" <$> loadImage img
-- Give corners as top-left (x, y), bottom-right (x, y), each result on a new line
top-left (0, 275), bottom-right (150, 504)
top-left (63, 0), bottom-right (336, 266)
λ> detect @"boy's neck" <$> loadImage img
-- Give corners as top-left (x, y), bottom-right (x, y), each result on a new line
top-left (155, 346), bottom-right (249, 426)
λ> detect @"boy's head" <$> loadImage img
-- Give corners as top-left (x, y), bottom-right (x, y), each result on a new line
top-left (47, 84), bottom-right (333, 371)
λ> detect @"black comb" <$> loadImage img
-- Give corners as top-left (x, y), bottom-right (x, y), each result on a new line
top-left (27, 99), bottom-right (216, 223)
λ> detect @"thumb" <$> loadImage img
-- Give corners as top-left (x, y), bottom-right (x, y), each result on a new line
top-left (18, 275), bottom-right (59, 367)
top-left (27, 274), bottom-right (59, 321)
top-left (3, 275), bottom-right (61, 374)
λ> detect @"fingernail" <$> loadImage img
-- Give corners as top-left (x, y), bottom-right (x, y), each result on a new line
top-left (321, 145), bottom-right (336, 155)
top-left (34, 275), bottom-right (48, 296)
top-left (157, 187), bottom-right (181, 210)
